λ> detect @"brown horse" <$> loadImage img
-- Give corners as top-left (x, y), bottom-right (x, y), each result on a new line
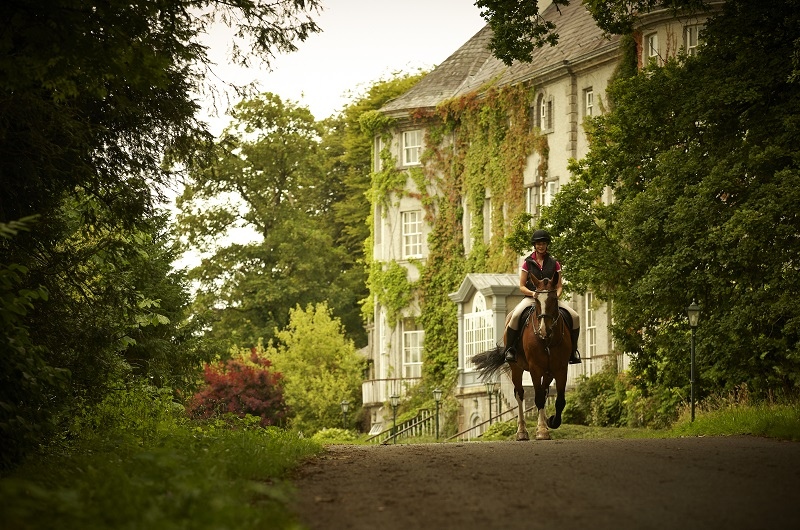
top-left (472, 272), bottom-right (572, 440)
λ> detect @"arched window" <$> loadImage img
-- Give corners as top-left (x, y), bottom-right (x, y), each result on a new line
top-left (534, 93), bottom-right (553, 132)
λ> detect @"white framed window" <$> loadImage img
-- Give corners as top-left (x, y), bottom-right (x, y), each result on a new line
top-left (374, 204), bottom-right (382, 245)
top-left (464, 293), bottom-right (494, 372)
top-left (542, 179), bottom-right (559, 207)
top-left (646, 33), bottom-right (659, 64)
top-left (584, 88), bottom-right (594, 117)
top-left (378, 309), bottom-right (387, 380)
top-left (402, 319), bottom-right (423, 379)
top-left (534, 94), bottom-right (553, 132)
top-left (585, 291), bottom-right (597, 358)
top-left (402, 130), bottom-right (423, 166)
top-left (402, 210), bottom-right (423, 258)
top-left (684, 25), bottom-right (701, 56)
top-left (525, 186), bottom-right (539, 215)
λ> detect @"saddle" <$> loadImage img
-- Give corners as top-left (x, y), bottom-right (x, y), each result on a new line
top-left (519, 305), bottom-right (573, 337)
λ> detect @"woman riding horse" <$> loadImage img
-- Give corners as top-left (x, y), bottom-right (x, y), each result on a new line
top-left (503, 229), bottom-right (581, 365)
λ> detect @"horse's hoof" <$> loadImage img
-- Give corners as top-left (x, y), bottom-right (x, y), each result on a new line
top-left (516, 432), bottom-right (530, 441)
top-left (535, 431), bottom-right (551, 440)
top-left (547, 415), bottom-right (562, 429)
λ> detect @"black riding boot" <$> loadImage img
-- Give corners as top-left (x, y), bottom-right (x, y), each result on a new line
top-left (569, 328), bottom-right (582, 364)
top-left (504, 327), bottom-right (520, 363)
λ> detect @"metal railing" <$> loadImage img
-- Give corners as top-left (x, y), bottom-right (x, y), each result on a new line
top-left (366, 408), bottom-right (433, 444)
top-left (446, 404), bottom-right (537, 442)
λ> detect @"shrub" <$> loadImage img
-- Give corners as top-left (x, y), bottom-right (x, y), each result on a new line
top-left (563, 360), bottom-right (682, 429)
top-left (187, 349), bottom-right (288, 427)
top-left (311, 428), bottom-right (360, 444)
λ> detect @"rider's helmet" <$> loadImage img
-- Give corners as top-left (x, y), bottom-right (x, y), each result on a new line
top-left (531, 229), bottom-right (551, 245)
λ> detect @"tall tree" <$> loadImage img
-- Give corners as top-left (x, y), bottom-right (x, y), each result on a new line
top-left (0, 0), bottom-right (321, 468)
top-left (177, 93), bottom-right (347, 350)
top-left (267, 303), bottom-right (363, 434)
top-left (543, 0), bottom-right (800, 396)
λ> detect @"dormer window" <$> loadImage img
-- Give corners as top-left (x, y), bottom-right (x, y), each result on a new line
top-left (402, 130), bottom-right (423, 166)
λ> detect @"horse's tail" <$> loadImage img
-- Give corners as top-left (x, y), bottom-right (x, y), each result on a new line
top-left (471, 346), bottom-right (507, 382)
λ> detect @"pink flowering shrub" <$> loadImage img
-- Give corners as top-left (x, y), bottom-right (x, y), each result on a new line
top-left (187, 349), bottom-right (288, 427)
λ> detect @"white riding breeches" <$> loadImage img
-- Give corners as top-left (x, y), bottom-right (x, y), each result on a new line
top-left (507, 297), bottom-right (580, 331)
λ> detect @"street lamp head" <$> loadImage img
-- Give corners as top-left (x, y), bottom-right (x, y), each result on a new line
top-left (340, 399), bottom-right (350, 413)
top-left (389, 394), bottom-right (400, 408)
top-left (433, 388), bottom-right (443, 402)
top-left (687, 300), bottom-right (701, 328)
top-left (485, 380), bottom-right (497, 395)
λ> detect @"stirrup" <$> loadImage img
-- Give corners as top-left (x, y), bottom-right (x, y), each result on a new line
top-left (504, 347), bottom-right (517, 363)
top-left (569, 349), bottom-right (581, 364)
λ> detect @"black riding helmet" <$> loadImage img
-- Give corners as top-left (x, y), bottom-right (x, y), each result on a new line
top-left (531, 229), bottom-right (551, 245)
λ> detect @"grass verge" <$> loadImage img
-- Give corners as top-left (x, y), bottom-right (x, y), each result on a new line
top-left (0, 388), bottom-right (321, 530)
top-left (482, 400), bottom-right (800, 442)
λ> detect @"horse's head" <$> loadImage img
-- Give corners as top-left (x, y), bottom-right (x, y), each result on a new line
top-left (528, 272), bottom-right (560, 340)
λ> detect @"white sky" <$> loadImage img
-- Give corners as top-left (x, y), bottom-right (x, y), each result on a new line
top-left (200, 0), bottom-right (487, 134)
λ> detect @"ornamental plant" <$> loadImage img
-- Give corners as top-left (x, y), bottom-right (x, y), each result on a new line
top-left (187, 347), bottom-right (288, 427)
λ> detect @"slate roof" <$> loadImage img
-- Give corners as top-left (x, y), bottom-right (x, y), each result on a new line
top-left (381, 1), bottom-right (620, 115)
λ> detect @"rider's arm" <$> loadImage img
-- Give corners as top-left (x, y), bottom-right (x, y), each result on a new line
top-left (556, 266), bottom-right (563, 298)
top-left (519, 269), bottom-right (535, 297)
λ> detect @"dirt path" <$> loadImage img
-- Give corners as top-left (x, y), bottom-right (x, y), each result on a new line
top-left (290, 436), bottom-right (800, 530)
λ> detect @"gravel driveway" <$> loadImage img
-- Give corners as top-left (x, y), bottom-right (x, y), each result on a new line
top-left (290, 436), bottom-right (800, 530)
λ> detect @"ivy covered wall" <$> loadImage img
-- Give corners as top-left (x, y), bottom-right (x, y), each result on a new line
top-left (366, 82), bottom-right (546, 393)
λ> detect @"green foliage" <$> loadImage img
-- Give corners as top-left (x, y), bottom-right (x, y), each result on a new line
top-left (1, 209), bottom-right (201, 469)
top-left (563, 362), bottom-right (683, 429)
top-left (0, 384), bottom-right (320, 529)
top-left (367, 260), bottom-right (416, 325)
top-left (671, 400), bottom-right (800, 441)
top-left (0, 218), bottom-right (70, 470)
top-left (1, 0), bottom-right (322, 468)
top-left (543, 0), bottom-right (800, 399)
top-left (177, 92), bottom-right (359, 350)
top-left (268, 303), bottom-right (364, 434)
top-left (311, 427), bottom-right (361, 444)
top-left (476, 0), bottom-right (569, 64)
top-left (481, 418), bottom-right (519, 440)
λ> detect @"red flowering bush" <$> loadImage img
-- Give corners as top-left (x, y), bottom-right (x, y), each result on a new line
top-left (187, 349), bottom-right (288, 427)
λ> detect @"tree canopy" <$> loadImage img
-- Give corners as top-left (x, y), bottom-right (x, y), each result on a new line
top-left (0, 0), bottom-right (321, 468)
top-left (543, 0), bottom-right (800, 396)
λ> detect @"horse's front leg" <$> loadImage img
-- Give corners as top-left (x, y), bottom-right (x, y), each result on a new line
top-left (534, 376), bottom-right (552, 440)
top-left (512, 368), bottom-right (529, 441)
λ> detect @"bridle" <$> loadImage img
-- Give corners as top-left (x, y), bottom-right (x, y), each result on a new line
top-left (531, 288), bottom-right (561, 340)
top-left (526, 265), bottom-right (563, 344)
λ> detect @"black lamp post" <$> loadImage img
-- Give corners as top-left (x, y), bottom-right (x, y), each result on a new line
top-left (340, 399), bottom-right (350, 429)
top-left (433, 388), bottom-right (443, 440)
top-left (497, 385), bottom-right (502, 419)
top-left (687, 300), bottom-right (701, 422)
top-left (485, 380), bottom-right (497, 425)
top-left (389, 394), bottom-right (400, 444)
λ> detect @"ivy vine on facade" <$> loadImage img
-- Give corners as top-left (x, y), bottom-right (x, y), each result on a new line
top-left (360, 1), bottom-right (720, 436)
